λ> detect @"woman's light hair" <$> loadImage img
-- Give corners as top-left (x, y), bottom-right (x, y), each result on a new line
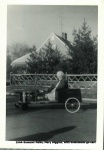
top-left (57, 71), bottom-right (65, 77)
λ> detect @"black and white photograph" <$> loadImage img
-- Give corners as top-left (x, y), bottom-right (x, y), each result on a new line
top-left (6, 5), bottom-right (98, 143)
top-left (0, 0), bottom-right (104, 149)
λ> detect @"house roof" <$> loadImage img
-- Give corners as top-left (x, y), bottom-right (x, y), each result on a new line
top-left (11, 53), bottom-right (31, 67)
top-left (55, 34), bottom-right (73, 48)
top-left (11, 33), bottom-right (72, 67)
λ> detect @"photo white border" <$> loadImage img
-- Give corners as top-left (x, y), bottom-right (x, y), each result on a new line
top-left (0, 0), bottom-right (104, 149)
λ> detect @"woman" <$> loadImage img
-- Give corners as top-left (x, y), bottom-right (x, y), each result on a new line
top-left (43, 71), bottom-right (68, 101)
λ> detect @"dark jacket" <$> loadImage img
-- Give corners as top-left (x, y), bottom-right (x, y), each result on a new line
top-left (47, 79), bottom-right (68, 93)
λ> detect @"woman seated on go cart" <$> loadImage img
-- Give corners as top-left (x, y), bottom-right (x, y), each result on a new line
top-left (38, 71), bottom-right (68, 102)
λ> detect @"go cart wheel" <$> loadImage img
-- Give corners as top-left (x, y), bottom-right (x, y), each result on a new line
top-left (21, 103), bottom-right (28, 110)
top-left (14, 102), bottom-right (21, 108)
top-left (65, 97), bottom-right (80, 113)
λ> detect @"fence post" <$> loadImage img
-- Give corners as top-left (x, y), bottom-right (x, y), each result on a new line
top-left (65, 72), bottom-right (67, 80)
top-left (35, 72), bottom-right (37, 86)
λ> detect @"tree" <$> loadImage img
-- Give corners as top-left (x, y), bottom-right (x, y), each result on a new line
top-left (26, 46), bottom-right (39, 73)
top-left (7, 43), bottom-right (37, 75)
top-left (40, 41), bottom-right (63, 73)
top-left (26, 41), bottom-right (65, 74)
top-left (53, 57), bottom-right (73, 74)
top-left (68, 19), bottom-right (97, 74)
top-left (6, 54), bottom-right (12, 79)
top-left (7, 42), bottom-right (31, 61)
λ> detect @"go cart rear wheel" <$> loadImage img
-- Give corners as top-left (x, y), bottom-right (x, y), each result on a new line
top-left (65, 97), bottom-right (80, 113)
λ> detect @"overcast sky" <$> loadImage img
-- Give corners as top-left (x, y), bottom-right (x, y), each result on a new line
top-left (7, 5), bottom-right (98, 49)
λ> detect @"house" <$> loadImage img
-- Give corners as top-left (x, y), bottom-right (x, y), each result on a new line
top-left (11, 32), bottom-right (72, 67)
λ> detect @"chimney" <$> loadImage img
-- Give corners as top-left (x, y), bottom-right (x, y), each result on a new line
top-left (62, 32), bottom-right (67, 40)
top-left (65, 33), bottom-right (67, 40)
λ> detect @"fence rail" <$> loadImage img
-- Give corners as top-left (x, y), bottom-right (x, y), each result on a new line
top-left (10, 73), bottom-right (97, 89)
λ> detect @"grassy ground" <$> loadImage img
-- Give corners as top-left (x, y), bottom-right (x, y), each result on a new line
top-left (81, 88), bottom-right (97, 99)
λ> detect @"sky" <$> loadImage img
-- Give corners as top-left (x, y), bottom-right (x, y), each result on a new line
top-left (7, 5), bottom-right (98, 49)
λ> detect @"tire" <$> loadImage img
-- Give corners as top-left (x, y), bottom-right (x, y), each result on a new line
top-left (65, 97), bottom-right (80, 113)
top-left (21, 103), bottom-right (28, 110)
top-left (14, 102), bottom-right (21, 108)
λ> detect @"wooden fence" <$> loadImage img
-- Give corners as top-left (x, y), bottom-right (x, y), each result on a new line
top-left (10, 73), bottom-right (97, 89)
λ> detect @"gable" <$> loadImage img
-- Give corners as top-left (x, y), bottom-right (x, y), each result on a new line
top-left (37, 33), bottom-right (70, 56)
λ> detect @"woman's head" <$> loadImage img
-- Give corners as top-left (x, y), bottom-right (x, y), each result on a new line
top-left (56, 71), bottom-right (65, 81)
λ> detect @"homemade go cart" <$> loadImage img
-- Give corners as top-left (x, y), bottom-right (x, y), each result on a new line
top-left (14, 87), bottom-right (82, 113)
